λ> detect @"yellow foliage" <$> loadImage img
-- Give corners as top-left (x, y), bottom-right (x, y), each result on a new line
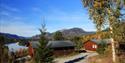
top-left (82, 31), bottom-right (110, 42)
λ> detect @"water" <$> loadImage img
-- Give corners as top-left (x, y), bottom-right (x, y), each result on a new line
top-left (6, 42), bottom-right (28, 52)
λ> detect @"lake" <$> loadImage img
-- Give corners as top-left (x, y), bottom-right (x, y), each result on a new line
top-left (6, 42), bottom-right (28, 52)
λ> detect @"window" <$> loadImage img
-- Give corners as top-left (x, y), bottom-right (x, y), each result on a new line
top-left (92, 45), bottom-right (97, 48)
top-left (94, 45), bottom-right (97, 48)
top-left (92, 45), bottom-right (94, 48)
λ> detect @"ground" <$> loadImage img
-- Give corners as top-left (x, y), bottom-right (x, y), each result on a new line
top-left (54, 52), bottom-right (98, 63)
top-left (25, 52), bottom-right (98, 63)
top-left (87, 54), bottom-right (113, 63)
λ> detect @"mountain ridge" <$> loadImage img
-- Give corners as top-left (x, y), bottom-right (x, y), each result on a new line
top-left (0, 28), bottom-right (95, 40)
top-left (0, 32), bottom-right (27, 39)
top-left (32, 28), bottom-right (95, 40)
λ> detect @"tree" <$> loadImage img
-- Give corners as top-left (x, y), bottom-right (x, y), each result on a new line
top-left (53, 31), bottom-right (64, 40)
top-left (0, 35), bottom-right (5, 63)
top-left (112, 22), bottom-right (125, 42)
top-left (35, 20), bottom-right (53, 63)
top-left (0, 35), bottom-right (9, 63)
top-left (71, 36), bottom-right (82, 50)
top-left (82, 0), bottom-right (125, 63)
top-left (96, 40), bottom-right (107, 55)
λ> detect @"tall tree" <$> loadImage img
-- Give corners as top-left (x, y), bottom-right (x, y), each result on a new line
top-left (35, 19), bottom-right (53, 63)
top-left (71, 36), bottom-right (82, 50)
top-left (82, 0), bottom-right (125, 63)
top-left (0, 35), bottom-right (9, 63)
top-left (53, 31), bottom-right (64, 40)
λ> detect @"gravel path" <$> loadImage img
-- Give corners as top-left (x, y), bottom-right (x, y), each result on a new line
top-left (75, 52), bottom-right (98, 63)
top-left (54, 52), bottom-right (98, 63)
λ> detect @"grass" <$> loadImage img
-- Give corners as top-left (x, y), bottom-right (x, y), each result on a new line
top-left (87, 46), bottom-right (113, 63)
top-left (87, 46), bottom-right (125, 63)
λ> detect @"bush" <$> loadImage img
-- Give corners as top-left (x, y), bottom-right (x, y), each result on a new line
top-left (96, 40), bottom-right (107, 55)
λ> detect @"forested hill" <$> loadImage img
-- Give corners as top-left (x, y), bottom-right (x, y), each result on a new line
top-left (0, 32), bottom-right (28, 44)
top-left (32, 28), bottom-right (95, 40)
top-left (0, 32), bottom-right (26, 39)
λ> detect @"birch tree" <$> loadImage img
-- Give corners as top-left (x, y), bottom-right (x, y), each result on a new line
top-left (82, 0), bottom-right (125, 63)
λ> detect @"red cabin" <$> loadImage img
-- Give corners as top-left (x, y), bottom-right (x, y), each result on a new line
top-left (84, 40), bottom-right (98, 51)
top-left (83, 39), bottom-right (111, 51)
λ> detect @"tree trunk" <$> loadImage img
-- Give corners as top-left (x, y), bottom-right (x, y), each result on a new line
top-left (110, 27), bottom-right (116, 63)
top-left (111, 38), bottom-right (116, 63)
top-left (0, 46), bottom-right (3, 63)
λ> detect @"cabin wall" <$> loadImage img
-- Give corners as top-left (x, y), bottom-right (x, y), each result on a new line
top-left (53, 48), bottom-right (74, 56)
top-left (84, 41), bottom-right (98, 51)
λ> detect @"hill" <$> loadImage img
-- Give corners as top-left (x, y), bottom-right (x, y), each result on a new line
top-left (32, 28), bottom-right (95, 40)
top-left (0, 32), bottom-right (28, 44)
top-left (0, 32), bottom-right (26, 39)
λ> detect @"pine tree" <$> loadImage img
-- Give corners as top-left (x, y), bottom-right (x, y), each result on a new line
top-left (71, 36), bottom-right (82, 51)
top-left (35, 20), bottom-right (53, 63)
top-left (0, 35), bottom-right (4, 63)
top-left (53, 31), bottom-right (64, 40)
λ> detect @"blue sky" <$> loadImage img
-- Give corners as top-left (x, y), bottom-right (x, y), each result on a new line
top-left (0, 0), bottom-right (96, 37)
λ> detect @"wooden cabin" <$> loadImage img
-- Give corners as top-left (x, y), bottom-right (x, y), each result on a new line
top-left (47, 41), bottom-right (75, 56)
top-left (83, 39), bottom-right (111, 51)
top-left (84, 40), bottom-right (98, 51)
top-left (30, 40), bottom-right (75, 56)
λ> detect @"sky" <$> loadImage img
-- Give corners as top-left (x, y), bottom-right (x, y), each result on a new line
top-left (0, 0), bottom-right (96, 37)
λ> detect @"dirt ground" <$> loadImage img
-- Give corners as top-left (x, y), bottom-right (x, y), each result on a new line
top-left (88, 54), bottom-right (113, 63)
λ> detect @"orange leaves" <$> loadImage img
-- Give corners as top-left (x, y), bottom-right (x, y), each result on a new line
top-left (93, 1), bottom-right (105, 8)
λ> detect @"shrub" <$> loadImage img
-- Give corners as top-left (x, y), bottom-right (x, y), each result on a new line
top-left (96, 40), bottom-right (107, 55)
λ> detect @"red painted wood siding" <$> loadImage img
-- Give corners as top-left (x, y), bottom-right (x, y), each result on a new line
top-left (28, 42), bottom-right (34, 57)
top-left (84, 41), bottom-right (98, 51)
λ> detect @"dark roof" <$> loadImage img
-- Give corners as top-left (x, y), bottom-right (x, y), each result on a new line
top-left (47, 41), bottom-right (75, 48)
top-left (30, 41), bottom-right (39, 48)
top-left (30, 40), bottom-right (75, 48)
top-left (84, 39), bottom-right (111, 44)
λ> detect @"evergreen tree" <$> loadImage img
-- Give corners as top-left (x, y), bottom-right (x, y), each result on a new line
top-left (53, 31), bottom-right (64, 40)
top-left (0, 35), bottom-right (9, 63)
top-left (35, 21), bottom-right (53, 63)
top-left (71, 36), bottom-right (82, 50)
top-left (0, 35), bottom-right (5, 63)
